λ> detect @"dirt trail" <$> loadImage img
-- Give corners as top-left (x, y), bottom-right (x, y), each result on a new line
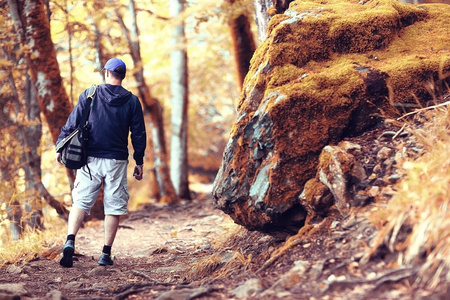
top-left (0, 194), bottom-right (239, 299)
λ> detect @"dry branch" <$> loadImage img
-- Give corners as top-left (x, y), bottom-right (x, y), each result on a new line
top-left (397, 100), bottom-right (450, 120)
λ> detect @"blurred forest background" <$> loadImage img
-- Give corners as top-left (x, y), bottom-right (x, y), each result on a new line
top-left (0, 0), bottom-right (260, 245)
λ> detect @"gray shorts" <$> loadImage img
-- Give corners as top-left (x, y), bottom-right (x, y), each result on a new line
top-left (72, 157), bottom-right (129, 215)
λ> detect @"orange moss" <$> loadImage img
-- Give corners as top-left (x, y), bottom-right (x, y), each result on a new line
top-left (259, 0), bottom-right (449, 108)
top-left (267, 6), bottom-right (277, 16)
top-left (263, 0), bottom-right (432, 67)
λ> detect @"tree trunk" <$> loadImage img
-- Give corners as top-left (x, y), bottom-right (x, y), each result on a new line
top-left (253, 0), bottom-right (272, 42)
top-left (6, 201), bottom-right (23, 240)
top-left (87, 15), bottom-right (105, 76)
top-left (8, 0), bottom-right (76, 187)
top-left (253, 0), bottom-right (294, 41)
top-left (8, 0), bottom-right (73, 144)
top-left (272, 0), bottom-right (294, 14)
top-left (2, 171), bottom-right (22, 241)
top-left (169, 0), bottom-right (191, 200)
top-left (147, 103), bottom-right (179, 203)
top-left (117, 0), bottom-right (178, 203)
top-left (228, 0), bottom-right (256, 88)
top-left (22, 73), bottom-right (44, 230)
top-left (64, 1), bottom-right (75, 105)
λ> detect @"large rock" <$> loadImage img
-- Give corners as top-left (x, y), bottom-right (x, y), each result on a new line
top-left (212, 0), bottom-right (450, 235)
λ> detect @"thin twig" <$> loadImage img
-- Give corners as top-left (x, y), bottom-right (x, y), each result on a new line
top-left (377, 127), bottom-right (409, 140)
top-left (397, 100), bottom-right (450, 120)
top-left (392, 124), bottom-right (407, 140)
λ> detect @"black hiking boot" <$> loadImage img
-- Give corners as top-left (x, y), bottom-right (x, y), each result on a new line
top-left (59, 240), bottom-right (74, 268)
top-left (98, 253), bottom-right (114, 266)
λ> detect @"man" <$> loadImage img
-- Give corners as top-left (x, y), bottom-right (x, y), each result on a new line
top-left (56, 58), bottom-right (146, 267)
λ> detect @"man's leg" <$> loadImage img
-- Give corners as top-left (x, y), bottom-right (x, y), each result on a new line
top-left (68, 206), bottom-right (86, 235)
top-left (98, 158), bottom-right (128, 266)
top-left (60, 207), bottom-right (86, 268)
top-left (60, 159), bottom-right (102, 268)
top-left (98, 214), bottom-right (120, 266)
top-left (104, 214), bottom-right (120, 246)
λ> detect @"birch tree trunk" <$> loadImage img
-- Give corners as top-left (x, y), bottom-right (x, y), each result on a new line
top-left (169, 0), bottom-right (191, 199)
top-left (117, 0), bottom-right (178, 203)
top-left (253, 0), bottom-right (272, 42)
top-left (253, 0), bottom-right (293, 42)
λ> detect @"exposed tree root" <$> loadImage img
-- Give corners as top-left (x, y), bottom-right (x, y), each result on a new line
top-left (130, 270), bottom-right (176, 286)
top-left (320, 267), bottom-right (417, 294)
top-left (78, 281), bottom-right (179, 300)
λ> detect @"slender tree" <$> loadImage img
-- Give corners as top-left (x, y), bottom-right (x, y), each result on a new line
top-left (227, 0), bottom-right (256, 88)
top-left (117, 0), bottom-right (179, 203)
top-left (253, 0), bottom-right (272, 41)
top-left (0, 75), bottom-right (23, 239)
top-left (21, 74), bottom-right (44, 230)
top-left (0, 16), bottom-right (26, 238)
top-left (64, 0), bottom-right (75, 105)
top-left (169, 0), bottom-right (191, 199)
top-left (253, 0), bottom-right (293, 41)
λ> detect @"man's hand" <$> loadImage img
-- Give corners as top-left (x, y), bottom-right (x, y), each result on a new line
top-left (133, 165), bottom-right (143, 181)
top-left (56, 152), bottom-right (63, 165)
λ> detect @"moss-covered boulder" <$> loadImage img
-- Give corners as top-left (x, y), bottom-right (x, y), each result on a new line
top-left (212, 0), bottom-right (450, 235)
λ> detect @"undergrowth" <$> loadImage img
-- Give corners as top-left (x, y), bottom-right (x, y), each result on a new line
top-left (0, 215), bottom-right (65, 267)
top-left (182, 219), bottom-right (254, 282)
top-left (370, 104), bottom-right (449, 290)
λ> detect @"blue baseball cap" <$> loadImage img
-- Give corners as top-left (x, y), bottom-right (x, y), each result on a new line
top-left (102, 58), bottom-right (126, 76)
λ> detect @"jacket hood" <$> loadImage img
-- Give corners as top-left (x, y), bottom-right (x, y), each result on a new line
top-left (96, 84), bottom-right (132, 107)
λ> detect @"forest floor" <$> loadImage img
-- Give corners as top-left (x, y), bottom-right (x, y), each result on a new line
top-left (1, 125), bottom-right (449, 300)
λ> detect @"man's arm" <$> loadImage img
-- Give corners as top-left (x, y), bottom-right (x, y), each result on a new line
top-left (130, 95), bottom-right (147, 178)
top-left (130, 96), bottom-right (146, 163)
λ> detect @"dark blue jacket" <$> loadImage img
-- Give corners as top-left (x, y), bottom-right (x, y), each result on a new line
top-left (56, 84), bottom-right (146, 165)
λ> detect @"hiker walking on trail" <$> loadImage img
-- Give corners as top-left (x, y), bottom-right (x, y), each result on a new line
top-left (56, 58), bottom-right (146, 268)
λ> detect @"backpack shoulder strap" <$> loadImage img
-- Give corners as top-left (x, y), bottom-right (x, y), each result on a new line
top-left (80, 84), bottom-right (97, 127)
top-left (87, 84), bottom-right (97, 100)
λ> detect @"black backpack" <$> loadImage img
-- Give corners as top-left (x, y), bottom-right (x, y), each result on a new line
top-left (56, 84), bottom-right (97, 174)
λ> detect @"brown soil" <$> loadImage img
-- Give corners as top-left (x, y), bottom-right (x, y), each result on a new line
top-left (0, 123), bottom-right (449, 300)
